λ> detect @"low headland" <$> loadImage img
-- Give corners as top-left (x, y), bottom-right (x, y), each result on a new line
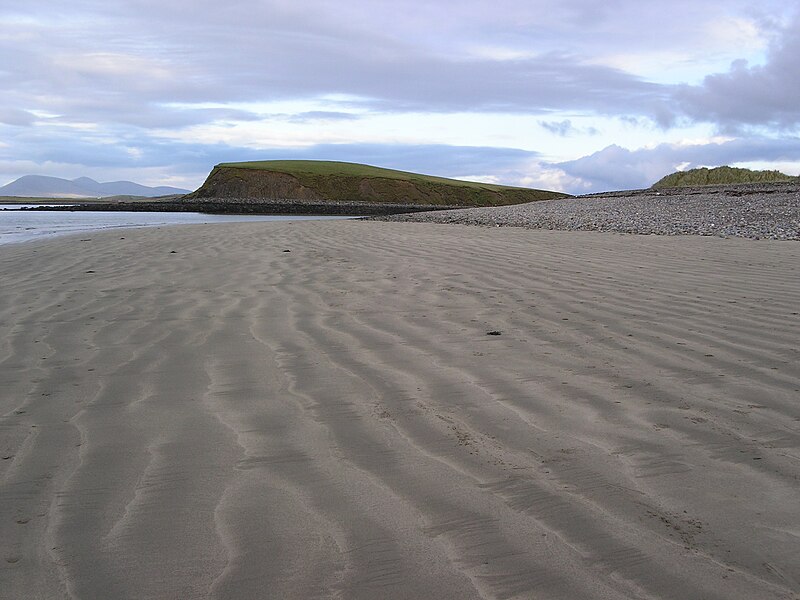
top-left (185, 160), bottom-right (568, 207)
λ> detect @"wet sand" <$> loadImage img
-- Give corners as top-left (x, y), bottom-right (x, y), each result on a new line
top-left (1, 220), bottom-right (798, 599)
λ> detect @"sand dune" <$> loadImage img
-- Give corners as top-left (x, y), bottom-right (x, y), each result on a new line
top-left (1, 221), bottom-right (798, 599)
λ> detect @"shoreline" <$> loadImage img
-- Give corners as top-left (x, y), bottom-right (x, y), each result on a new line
top-left (1, 220), bottom-right (798, 599)
top-left (0, 210), bottom-right (358, 247)
top-left (8, 180), bottom-right (800, 239)
top-left (14, 198), bottom-right (463, 216)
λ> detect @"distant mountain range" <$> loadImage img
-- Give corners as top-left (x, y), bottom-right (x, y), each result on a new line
top-left (0, 175), bottom-right (191, 198)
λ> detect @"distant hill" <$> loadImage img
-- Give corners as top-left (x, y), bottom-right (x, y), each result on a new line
top-left (0, 175), bottom-right (190, 198)
top-left (652, 166), bottom-right (797, 189)
top-left (188, 160), bottom-right (569, 206)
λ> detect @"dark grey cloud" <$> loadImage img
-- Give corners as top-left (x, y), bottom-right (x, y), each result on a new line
top-left (540, 120), bottom-right (576, 136)
top-left (0, 108), bottom-right (36, 127)
top-left (1, 128), bottom-right (149, 168)
top-left (555, 145), bottom-right (664, 192)
top-left (675, 12), bottom-right (800, 129)
top-left (539, 119), bottom-right (599, 137)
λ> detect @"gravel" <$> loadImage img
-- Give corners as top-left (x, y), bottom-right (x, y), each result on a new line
top-left (378, 183), bottom-right (800, 240)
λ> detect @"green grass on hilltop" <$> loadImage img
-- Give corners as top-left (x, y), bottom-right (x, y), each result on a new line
top-left (217, 160), bottom-right (537, 191)
top-left (195, 160), bottom-right (568, 206)
top-left (652, 166), bottom-right (797, 188)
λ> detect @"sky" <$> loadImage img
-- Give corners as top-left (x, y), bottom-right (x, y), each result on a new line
top-left (1, 0), bottom-right (799, 194)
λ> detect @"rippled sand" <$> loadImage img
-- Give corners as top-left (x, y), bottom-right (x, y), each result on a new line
top-left (1, 221), bottom-right (798, 599)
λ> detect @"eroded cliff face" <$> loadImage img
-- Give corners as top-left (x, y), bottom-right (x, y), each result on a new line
top-left (189, 167), bottom-right (445, 203)
top-left (357, 178), bottom-right (418, 202)
top-left (188, 168), bottom-right (323, 200)
top-left (355, 178), bottom-right (499, 204)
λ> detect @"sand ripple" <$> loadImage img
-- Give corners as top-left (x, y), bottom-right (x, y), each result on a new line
top-left (1, 221), bottom-right (798, 599)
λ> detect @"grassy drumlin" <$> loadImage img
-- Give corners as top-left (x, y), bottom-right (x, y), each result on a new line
top-left (0, 219), bottom-right (798, 599)
top-left (186, 159), bottom-right (569, 207)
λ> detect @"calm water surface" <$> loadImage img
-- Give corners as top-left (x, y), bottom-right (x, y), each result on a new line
top-left (0, 205), bottom-right (355, 245)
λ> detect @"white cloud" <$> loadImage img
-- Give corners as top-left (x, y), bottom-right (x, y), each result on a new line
top-left (706, 17), bottom-right (765, 51)
top-left (53, 53), bottom-right (174, 81)
top-left (453, 174), bottom-right (502, 184)
top-left (518, 166), bottom-right (590, 195)
top-left (732, 159), bottom-right (800, 176)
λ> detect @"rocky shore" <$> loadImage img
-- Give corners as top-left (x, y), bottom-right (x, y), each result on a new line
top-left (380, 182), bottom-right (800, 240)
top-left (14, 197), bottom-right (462, 217)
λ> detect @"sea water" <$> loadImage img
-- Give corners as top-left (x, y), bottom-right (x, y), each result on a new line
top-left (0, 206), bottom-right (355, 245)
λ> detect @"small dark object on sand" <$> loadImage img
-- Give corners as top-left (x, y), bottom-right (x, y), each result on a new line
top-left (487, 331), bottom-right (502, 336)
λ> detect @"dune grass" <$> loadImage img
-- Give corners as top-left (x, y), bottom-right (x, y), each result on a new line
top-left (652, 166), bottom-right (797, 188)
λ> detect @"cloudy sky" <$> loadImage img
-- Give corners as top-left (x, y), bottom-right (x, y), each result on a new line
top-left (2, 0), bottom-right (799, 193)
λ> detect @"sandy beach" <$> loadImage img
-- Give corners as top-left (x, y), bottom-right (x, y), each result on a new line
top-left (1, 220), bottom-right (799, 599)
